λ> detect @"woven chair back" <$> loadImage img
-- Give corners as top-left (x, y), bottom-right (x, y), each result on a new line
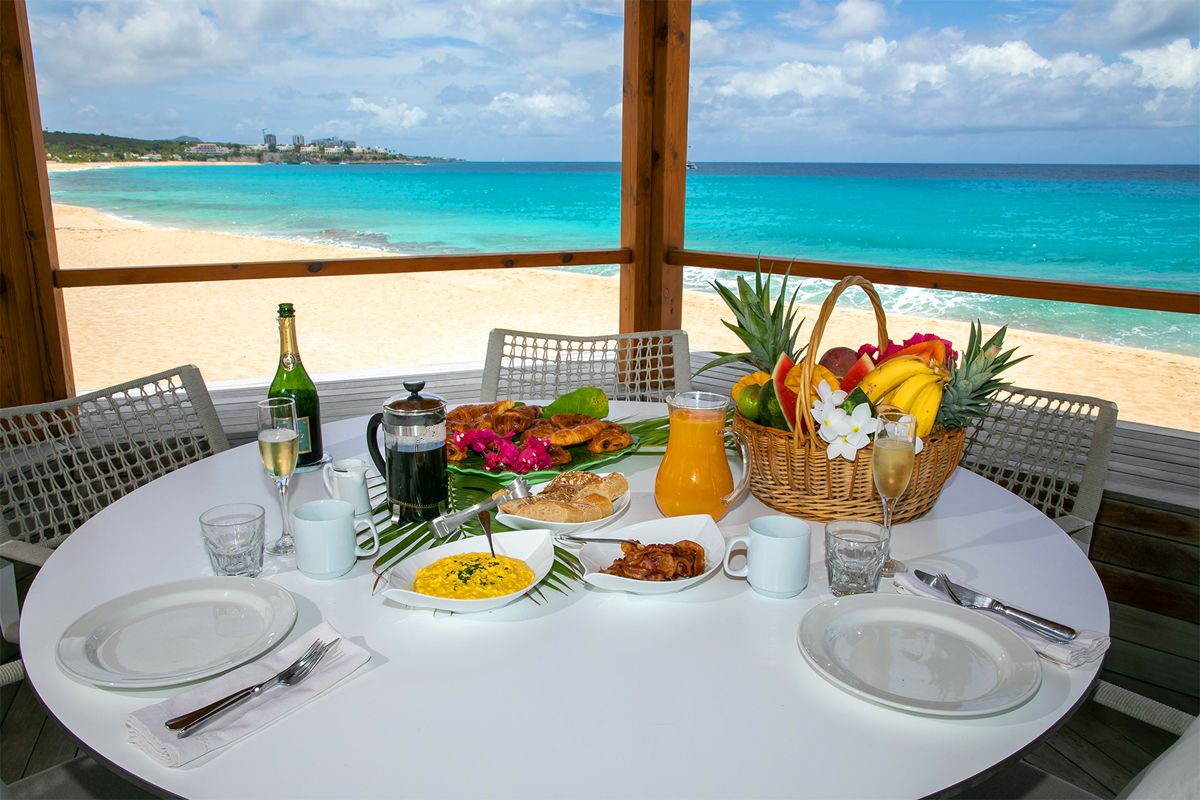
top-left (1, 365), bottom-right (228, 549)
top-left (962, 385), bottom-right (1117, 528)
top-left (480, 329), bottom-right (691, 403)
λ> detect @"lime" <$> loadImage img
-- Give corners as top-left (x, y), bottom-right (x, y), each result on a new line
top-left (736, 383), bottom-right (762, 420)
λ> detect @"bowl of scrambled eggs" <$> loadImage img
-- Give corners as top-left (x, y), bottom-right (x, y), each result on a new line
top-left (383, 530), bottom-right (554, 613)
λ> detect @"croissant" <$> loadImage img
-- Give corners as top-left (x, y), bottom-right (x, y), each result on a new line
top-left (586, 423), bottom-right (633, 453)
top-left (547, 414), bottom-right (607, 446)
top-left (490, 411), bottom-right (530, 437)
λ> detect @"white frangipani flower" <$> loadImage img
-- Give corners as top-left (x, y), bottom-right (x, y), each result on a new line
top-left (816, 380), bottom-right (847, 407)
top-left (811, 385), bottom-right (881, 462)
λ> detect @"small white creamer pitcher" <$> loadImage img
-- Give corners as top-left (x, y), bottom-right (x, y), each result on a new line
top-left (322, 458), bottom-right (372, 517)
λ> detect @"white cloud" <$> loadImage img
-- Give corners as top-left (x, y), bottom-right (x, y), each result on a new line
top-left (717, 61), bottom-right (864, 100)
top-left (348, 97), bottom-right (428, 129)
top-left (702, 26), bottom-right (1197, 142)
top-left (32, 1), bottom-right (241, 86)
top-left (603, 102), bottom-right (622, 122)
top-left (1123, 38), bottom-right (1200, 90)
top-left (824, 0), bottom-right (888, 40)
top-left (1054, 0), bottom-right (1198, 50)
top-left (487, 80), bottom-right (590, 124)
top-left (953, 41), bottom-right (1050, 77)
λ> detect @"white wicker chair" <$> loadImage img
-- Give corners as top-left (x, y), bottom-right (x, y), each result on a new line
top-left (0, 366), bottom-right (226, 798)
top-left (480, 329), bottom-right (691, 403)
top-left (961, 386), bottom-right (1117, 553)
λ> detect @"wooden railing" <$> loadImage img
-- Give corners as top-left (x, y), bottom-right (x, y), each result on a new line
top-left (671, 250), bottom-right (1198, 315)
top-left (52, 249), bottom-right (631, 288)
top-left (51, 247), bottom-right (1199, 315)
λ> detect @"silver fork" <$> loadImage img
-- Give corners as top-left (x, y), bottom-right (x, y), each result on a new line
top-left (165, 638), bottom-right (339, 738)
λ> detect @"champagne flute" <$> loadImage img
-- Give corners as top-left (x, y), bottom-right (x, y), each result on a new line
top-left (873, 409), bottom-right (917, 576)
top-left (258, 397), bottom-right (300, 555)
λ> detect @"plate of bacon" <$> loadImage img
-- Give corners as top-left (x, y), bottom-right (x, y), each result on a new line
top-left (576, 515), bottom-right (726, 595)
top-left (445, 401), bottom-right (637, 481)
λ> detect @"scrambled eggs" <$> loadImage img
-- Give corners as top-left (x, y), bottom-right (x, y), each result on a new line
top-left (413, 552), bottom-right (535, 599)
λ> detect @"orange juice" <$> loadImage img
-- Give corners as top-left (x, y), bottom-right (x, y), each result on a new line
top-left (654, 392), bottom-right (749, 520)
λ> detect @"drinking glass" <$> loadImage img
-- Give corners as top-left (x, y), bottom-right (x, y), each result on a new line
top-left (825, 520), bottom-right (888, 595)
top-left (258, 397), bottom-right (300, 555)
top-left (873, 409), bottom-right (917, 576)
top-left (200, 503), bottom-right (266, 577)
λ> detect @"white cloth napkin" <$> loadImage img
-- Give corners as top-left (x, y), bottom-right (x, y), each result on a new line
top-left (894, 572), bottom-right (1109, 668)
top-left (127, 622), bottom-right (369, 767)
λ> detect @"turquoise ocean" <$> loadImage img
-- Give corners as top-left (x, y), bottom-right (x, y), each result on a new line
top-left (49, 162), bottom-right (1199, 356)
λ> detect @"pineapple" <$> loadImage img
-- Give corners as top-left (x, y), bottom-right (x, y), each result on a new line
top-left (695, 261), bottom-right (806, 375)
top-left (936, 322), bottom-right (1030, 429)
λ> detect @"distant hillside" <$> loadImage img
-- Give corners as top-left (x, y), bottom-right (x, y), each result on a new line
top-left (41, 130), bottom-right (457, 164)
top-left (43, 131), bottom-right (217, 162)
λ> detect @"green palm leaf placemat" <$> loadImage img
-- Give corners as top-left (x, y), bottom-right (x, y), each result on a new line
top-left (370, 416), bottom-right (669, 599)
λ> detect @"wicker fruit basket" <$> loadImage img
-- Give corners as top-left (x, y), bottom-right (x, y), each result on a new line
top-left (732, 275), bottom-right (965, 523)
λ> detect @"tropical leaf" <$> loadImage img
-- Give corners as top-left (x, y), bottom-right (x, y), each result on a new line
top-left (694, 258), bottom-right (806, 375)
top-left (370, 464), bottom-right (586, 596)
top-left (369, 415), bottom-right (670, 599)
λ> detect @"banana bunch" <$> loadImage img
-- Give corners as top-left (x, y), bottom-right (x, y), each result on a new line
top-left (857, 355), bottom-right (949, 438)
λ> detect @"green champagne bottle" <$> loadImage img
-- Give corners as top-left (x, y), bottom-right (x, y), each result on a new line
top-left (268, 303), bottom-right (323, 468)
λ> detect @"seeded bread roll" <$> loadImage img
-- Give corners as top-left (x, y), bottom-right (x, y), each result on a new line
top-left (499, 496), bottom-right (608, 523)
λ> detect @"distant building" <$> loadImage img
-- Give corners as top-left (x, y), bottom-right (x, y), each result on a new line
top-left (312, 136), bottom-right (355, 149)
top-left (293, 134), bottom-right (304, 147)
top-left (185, 143), bottom-right (230, 156)
top-left (264, 132), bottom-right (277, 147)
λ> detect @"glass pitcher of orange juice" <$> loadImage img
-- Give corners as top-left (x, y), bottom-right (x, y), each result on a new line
top-left (654, 392), bottom-right (751, 521)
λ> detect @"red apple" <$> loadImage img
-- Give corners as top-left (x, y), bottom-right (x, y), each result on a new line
top-left (818, 346), bottom-right (861, 378)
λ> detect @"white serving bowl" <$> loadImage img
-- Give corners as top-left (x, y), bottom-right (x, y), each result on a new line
top-left (383, 530), bottom-right (554, 613)
top-left (576, 514), bottom-right (726, 595)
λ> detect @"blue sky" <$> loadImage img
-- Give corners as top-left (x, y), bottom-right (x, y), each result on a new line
top-left (27, 0), bottom-right (1200, 163)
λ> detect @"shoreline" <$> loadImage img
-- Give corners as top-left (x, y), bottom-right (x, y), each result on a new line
top-left (51, 201), bottom-right (1200, 428)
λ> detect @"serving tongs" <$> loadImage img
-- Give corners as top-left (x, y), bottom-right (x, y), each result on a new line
top-left (429, 477), bottom-right (531, 549)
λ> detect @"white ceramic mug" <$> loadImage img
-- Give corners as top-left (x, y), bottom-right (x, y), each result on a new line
top-left (292, 499), bottom-right (380, 579)
top-left (322, 458), bottom-right (372, 516)
top-left (723, 515), bottom-right (811, 598)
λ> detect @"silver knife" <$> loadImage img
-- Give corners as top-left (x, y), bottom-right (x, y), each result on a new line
top-left (913, 569), bottom-right (1078, 641)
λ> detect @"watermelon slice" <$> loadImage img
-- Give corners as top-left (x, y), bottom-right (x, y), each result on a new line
top-left (840, 354), bottom-right (875, 393)
top-left (771, 353), bottom-right (797, 431)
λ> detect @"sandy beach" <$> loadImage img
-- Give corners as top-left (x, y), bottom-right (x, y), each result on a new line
top-left (50, 199), bottom-right (1198, 428)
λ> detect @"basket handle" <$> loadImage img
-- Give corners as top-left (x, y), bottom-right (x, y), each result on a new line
top-left (795, 276), bottom-right (889, 444)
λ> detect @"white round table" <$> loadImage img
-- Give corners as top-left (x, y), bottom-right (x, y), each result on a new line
top-left (19, 402), bottom-right (1109, 799)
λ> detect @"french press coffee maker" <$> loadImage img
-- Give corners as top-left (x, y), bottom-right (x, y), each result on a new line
top-left (366, 381), bottom-right (447, 523)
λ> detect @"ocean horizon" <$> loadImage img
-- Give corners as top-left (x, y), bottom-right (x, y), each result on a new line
top-left (49, 161), bottom-right (1200, 356)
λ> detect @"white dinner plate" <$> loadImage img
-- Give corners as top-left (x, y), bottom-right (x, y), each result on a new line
top-left (57, 577), bottom-right (297, 688)
top-left (495, 477), bottom-right (630, 537)
top-left (798, 594), bottom-right (1042, 717)
top-left (382, 530), bottom-right (554, 613)
top-left (577, 514), bottom-right (726, 595)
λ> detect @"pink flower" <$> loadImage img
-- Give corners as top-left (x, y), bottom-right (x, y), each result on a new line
top-left (857, 332), bottom-right (957, 364)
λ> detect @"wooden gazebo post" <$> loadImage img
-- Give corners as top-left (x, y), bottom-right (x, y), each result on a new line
top-left (0, 0), bottom-right (74, 406)
top-left (619, 0), bottom-right (690, 334)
